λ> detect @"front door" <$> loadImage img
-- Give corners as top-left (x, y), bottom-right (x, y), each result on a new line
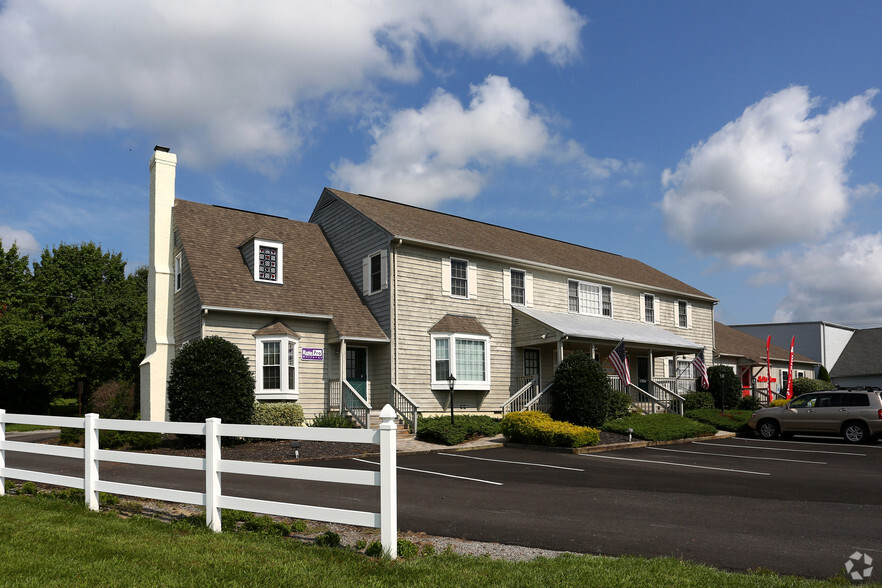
top-left (637, 357), bottom-right (649, 391)
top-left (524, 349), bottom-right (540, 385)
top-left (346, 347), bottom-right (368, 400)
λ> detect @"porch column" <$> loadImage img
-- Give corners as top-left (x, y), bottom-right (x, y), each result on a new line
top-left (556, 338), bottom-right (564, 369)
top-left (590, 343), bottom-right (596, 362)
top-left (340, 339), bottom-right (347, 385)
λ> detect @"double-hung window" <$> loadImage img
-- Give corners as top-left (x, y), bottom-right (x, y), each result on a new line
top-left (510, 269), bottom-right (526, 305)
top-left (567, 280), bottom-right (612, 317)
top-left (643, 293), bottom-right (656, 323)
top-left (255, 335), bottom-right (298, 398)
top-left (431, 333), bottom-right (490, 390)
top-left (174, 253), bottom-right (183, 292)
top-left (677, 300), bottom-right (691, 328)
top-left (362, 249), bottom-right (388, 295)
top-left (450, 258), bottom-right (469, 298)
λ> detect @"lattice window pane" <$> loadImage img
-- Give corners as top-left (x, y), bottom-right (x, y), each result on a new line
top-left (258, 246), bottom-right (278, 281)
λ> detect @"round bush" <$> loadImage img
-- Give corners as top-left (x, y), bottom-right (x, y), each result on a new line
top-left (791, 377), bottom-right (834, 397)
top-left (167, 336), bottom-right (255, 425)
top-left (736, 395), bottom-right (762, 411)
top-left (550, 350), bottom-right (617, 428)
top-left (705, 365), bottom-right (741, 410)
top-left (683, 389), bottom-right (715, 411)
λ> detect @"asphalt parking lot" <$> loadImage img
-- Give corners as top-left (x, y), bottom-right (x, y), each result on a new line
top-left (6, 436), bottom-right (882, 579)
top-left (372, 437), bottom-right (882, 578)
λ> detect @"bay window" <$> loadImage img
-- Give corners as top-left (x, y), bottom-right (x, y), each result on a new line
top-left (255, 334), bottom-right (298, 399)
top-left (431, 333), bottom-right (490, 389)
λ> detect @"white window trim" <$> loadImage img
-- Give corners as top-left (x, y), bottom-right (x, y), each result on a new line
top-left (362, 249), bottom-right (388, 295)
top-left (676, 299), bottom-right (692, 329)
top-left (641, 293), bottom-right (657, 324)
top-left (255, 334), bottom-right (298, 400)
top-left (174, 252), bottom-right (182, 293)
top-left (253, 238), bottom-right (283, 285)
top-left (567, 279), bottom-right (613, 317)
top-left (430, 332), bottom-right (491, 391)
top-left (448, 257), bottom-right (470, 299)
top-left (507, 267), bottom-right (527, 306)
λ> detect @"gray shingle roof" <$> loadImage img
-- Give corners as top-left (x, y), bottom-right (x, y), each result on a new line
top-left (830, 327), bottom-right (882, 377)
top-left (174, 199), bottom-right (387, 340)
top-left (714, 322), bottom-right (815, 365)
top-left (321, 188), bottom-right (716, 301)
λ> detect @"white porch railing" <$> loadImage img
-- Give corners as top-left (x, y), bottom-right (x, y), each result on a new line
top-left (654, 377), bottom-right (696, 395)
top-left (649, 380), bottom-right (685, 416)
top-left (0, 407), bottom-right (399, 558)
top-left (329, 379), bottom-right (342, 412)
top-left (501, 377), bottom-right (539, 415)
top-left (341, 381), bottom-right (372, 429)
top-left (390, 385), bottom-right (419, 435)
top-left (523, 382), bottom-right (554, 413)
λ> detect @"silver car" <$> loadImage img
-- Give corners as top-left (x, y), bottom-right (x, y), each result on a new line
top-left (748, 388), bottom-right (882, 444)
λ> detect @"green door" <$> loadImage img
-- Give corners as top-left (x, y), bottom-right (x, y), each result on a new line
top-left (346, 347), bottom-right (368, 400)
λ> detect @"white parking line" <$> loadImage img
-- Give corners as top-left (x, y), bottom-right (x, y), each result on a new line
top-left (351, 458), bottom-right (503, 486)
top-left (692, 441), bottom-right (865, 457)
top-left (647, 446), bottom-right (826, 464)
top-left (581, 453), bottom-right (770, 475)
top-left (732, 437), bottom-right (882, 449)
top-left (437, 452), bottom-right (585, 471)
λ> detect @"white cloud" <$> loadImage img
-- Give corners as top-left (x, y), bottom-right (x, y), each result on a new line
top-left (0, 0), bottom-right (584, 170)
top-left (661, 86), bottom-right (878, 262)
top-left (767, 233), bottom-right (882, 325)
top-left (0, 226), bottom-right (40, 256)
top-left (331, 75), bottom-right (629, 206)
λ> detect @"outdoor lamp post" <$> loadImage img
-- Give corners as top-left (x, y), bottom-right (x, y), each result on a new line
top-left (447, 373), bottom-right (456, 425)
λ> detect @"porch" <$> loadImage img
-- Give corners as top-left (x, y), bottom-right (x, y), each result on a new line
top-left (504, 307), bottom-right (706, 416)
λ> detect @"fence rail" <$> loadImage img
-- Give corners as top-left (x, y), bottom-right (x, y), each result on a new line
top-left (0, 407), bottom-right (399, 558)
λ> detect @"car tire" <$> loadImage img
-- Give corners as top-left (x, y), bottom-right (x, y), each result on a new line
top-left (842, 421), bottom-right (869, 444)
top-left (757, 419), bottom-right (780, 440)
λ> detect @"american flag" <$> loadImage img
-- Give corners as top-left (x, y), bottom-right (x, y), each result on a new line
top-left (608, 340), bottom-right (631, 386)
top-left (693, 348), bottom-right (709, 390)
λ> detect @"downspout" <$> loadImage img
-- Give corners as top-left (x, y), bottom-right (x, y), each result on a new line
top-left (391, 238), bottom-right (402, 385)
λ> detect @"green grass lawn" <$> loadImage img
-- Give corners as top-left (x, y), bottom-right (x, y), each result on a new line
top-left (603, 413), bottom-right (716, 441)
top-left (684, 409), bottom-right (754, 433)
top-left (0, 494), bottom-right (860, 587)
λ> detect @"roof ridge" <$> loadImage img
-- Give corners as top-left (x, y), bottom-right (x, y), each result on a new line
top-left (327, 188), bottom-right (627, 260)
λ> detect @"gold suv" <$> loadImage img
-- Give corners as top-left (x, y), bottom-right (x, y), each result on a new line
top-left (748, 388), bottom-right (882, 444)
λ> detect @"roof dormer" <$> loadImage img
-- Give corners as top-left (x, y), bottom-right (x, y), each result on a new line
top-left (239, 230), bottom-right (284, 285)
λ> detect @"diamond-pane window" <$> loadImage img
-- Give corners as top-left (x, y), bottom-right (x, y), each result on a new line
top-left (259, 246), bottom-right (278, 281)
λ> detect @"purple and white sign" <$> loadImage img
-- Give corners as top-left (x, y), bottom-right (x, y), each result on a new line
top-left (301, 348), bottom-right (324, 361)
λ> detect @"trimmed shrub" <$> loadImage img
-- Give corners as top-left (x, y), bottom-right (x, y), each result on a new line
top-left (167, 336), bottom-right (255, 426)
top-left (817, 365), bottom-right (831, 383)
top-left (791, 377), bottom-right (834, 397)
top-left (308, 412), bottom-right (355, 428)
top-left (500, 411), bottom-right (600, 448)
top-left (88, 381), bottom-right (136, 419)
top-left (603, 413), bottom-right (715, 441)
top-left (684, 409), bottom-right (753, 433)
top-left (58, 427), bottom-right (82, 445)
top-left (607, 389), bottom-right (633, 421)
top-left (98, 430), bottom-right (161, 450)
top-left (736, 395), bottom-right (762, 411)
top-left (683, 389), bottom-right (715, 411)
top-left (770, 398), bottom-right (792, 407)
top-left (550, 350), bottom-right (617, 428)
top-left (251, 402), bottom-right (304, 427)
top-left (416, 415), bottom-right (500, 446)
top-left (705, 365), bottom-right (741, 410)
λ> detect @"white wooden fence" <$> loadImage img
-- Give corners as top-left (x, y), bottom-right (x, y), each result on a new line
top-left (0, 404), bottom-right (399, 558)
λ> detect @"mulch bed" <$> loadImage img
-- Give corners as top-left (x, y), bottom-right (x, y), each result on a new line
top-left (142, 438), bottom-right (379, 463)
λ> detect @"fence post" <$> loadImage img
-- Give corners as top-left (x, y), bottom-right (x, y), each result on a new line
top-left (378, 404), bottom-right (397, 559)
top-left (0, 409), bottom-right (6, 496)
top-left (84, 413), bottom-right (99, 511)
top-left (205, 418), bottom-right (222, 532)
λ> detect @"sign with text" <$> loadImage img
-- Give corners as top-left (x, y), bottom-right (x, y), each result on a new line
top-left (301, 348), bottom-right (324, 361)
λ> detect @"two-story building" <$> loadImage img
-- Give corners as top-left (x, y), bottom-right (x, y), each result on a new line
top-left (141, 147), bottom-right (717, 424)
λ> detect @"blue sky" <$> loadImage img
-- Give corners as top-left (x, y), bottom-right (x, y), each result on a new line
top-left (1, 1), bottom-right (881, 328)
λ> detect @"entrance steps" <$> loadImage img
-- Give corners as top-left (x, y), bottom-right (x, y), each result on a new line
top-left (368, 410), bottom-right (415, 439)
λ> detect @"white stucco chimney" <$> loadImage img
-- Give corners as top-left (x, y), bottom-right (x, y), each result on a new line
top-left (139, 146), bottom-right (177, 421)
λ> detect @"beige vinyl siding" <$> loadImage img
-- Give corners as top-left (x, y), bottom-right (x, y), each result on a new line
top-left (172, 242), bottom-right (202, 349)
top-left (310, 194), bottom-right (392, 334)
top-left (392, 245), bottom-right (514, 414)
top-left (203, 312), bottom-right (332, 420)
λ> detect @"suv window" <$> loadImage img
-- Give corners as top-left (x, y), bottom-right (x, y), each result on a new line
top-left (841, 393), bottom-right (871, 407)
top-left (789, 395), bottom-right (816, 408)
